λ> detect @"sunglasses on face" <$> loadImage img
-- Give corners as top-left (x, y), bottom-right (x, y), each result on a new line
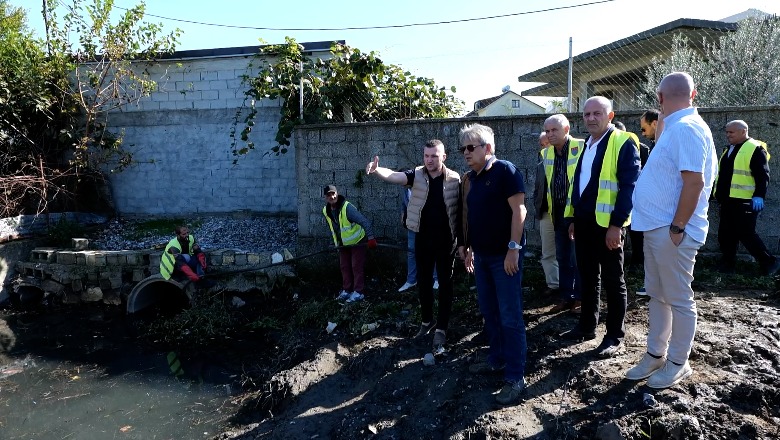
top-left (459, 143), bottom-right (485, 153)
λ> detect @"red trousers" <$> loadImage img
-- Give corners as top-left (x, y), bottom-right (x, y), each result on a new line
top-left (338, 245), bottom-right (367, 293)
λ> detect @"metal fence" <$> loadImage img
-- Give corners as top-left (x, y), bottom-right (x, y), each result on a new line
top-left (518, 15), bottom-right (780, 112)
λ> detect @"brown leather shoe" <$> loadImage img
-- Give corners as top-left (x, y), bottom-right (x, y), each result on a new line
top-left (570, 300), bottom-right (582, 314)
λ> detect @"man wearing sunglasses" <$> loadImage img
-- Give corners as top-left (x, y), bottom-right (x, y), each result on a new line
top-left (366, 140), bottom-right (461, 353)
top-left (459, 123), bottom-right (527, 405)
top-left (562, 96), bottom-right (641, 359)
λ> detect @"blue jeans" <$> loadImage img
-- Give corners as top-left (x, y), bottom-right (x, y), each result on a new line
top-left (554, 228), bottom-right (580, 302)
top-left (473, 252), bottom-right (526, 382)
top-left (406, 230), bottom-right (437, 285)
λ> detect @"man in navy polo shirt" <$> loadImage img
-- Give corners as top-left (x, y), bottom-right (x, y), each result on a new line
top-left (460, 123), bottom-right (527, 405)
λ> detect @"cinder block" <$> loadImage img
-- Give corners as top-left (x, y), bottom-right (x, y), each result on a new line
top-left (57, 251), bottom-right (76, 265)
top-left (132, 269), bottom-right (145, 282)
top-left (71, 279), bottom-right (83, 292)
top-left (222, 251), bottom-right (235, 265)
top-left (234, 253), bottom-right (247, 265)
top-left (125, 252), bottom-right (140, 266)
top-left (76, 253), bottom-right (87, 265)
top-left (247, 253), bottom-right (260, 265)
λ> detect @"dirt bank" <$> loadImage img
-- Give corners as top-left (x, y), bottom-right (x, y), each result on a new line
top-left (212, 260), bottom-right (780, 440)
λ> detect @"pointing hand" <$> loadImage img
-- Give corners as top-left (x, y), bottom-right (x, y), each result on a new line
top-left (366, 156), bottom-right (379, 175)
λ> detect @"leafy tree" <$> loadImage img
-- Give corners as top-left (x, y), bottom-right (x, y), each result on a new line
top-left (635, 16), bottom-right (780, 108)
top-left (0, 0), bottom-right (180, 217)
top-left (44, 0), bottom-right (181, 172)
top-left (0, 0), bottom-right (75, 216)
top-left (233, 38), bottom-right (464, 156)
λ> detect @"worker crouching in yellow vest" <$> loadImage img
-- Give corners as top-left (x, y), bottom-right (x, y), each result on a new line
top-left (160, 225), bottom-right (208, 282)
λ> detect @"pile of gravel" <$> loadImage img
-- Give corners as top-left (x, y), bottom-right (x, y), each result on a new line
top-left (89, 216), bottom-right (298, 253)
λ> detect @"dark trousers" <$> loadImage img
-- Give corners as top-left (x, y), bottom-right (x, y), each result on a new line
top-left (718, 199), bottom-right (774, 269)
top-left (339, 244), bottom-right (367, 293)
top-left (554, 227), bottom-right (580, 302)
top-left (627, 225), bottom-right (644, 267)
top-left (574, 216), bottom-right (627, 341)
top-left (415, 232), bottom-right (455, 331)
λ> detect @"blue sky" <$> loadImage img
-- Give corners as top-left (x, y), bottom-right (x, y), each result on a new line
top-left (21, 0), bottom-right (780, 109)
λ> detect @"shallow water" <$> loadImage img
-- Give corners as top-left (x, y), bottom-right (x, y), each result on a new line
top-left (0, 308), bottom-right (235, 440)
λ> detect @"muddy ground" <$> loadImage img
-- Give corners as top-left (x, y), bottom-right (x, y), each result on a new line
top-left (2, 252), bottom-right (780, 439)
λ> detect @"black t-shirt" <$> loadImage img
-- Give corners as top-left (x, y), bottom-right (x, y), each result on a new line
top-left (405, 169), bottom-right (451, 240)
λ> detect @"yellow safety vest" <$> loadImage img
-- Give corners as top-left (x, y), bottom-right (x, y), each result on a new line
top-left (542, 137), bottom-right (584, 223)
top-left (565, 129), bottom-right (639, 228)
top-left (160, 235), bottom-right (195, 280)
top-left (323, 201), bottom-right (366, 246)
top-left (715, 139), bottom-right (770, 199)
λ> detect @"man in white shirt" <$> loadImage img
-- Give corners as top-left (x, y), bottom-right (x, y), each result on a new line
top-left (626, 71), bottom-right (717, 389)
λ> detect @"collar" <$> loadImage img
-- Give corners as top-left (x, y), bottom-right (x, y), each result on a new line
top-left (586, 127), bottom-right (611, 150)
top-left (662, 106), bottom-right (697, 127)
top-left (476, 156), bottom-right (496, 176)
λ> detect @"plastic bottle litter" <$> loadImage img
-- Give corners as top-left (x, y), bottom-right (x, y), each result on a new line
top-left (271, 252), bottom-right (283, 263)
top-left (423, 353), bottom-right (435, 366)
top-left (643, 392), bottom-right (657, 407)
top-left (325, 322), bottom-right (337, 334)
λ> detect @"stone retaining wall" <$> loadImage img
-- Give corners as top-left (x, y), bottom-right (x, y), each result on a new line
top-left (14, 247), bottom-right (295, 305)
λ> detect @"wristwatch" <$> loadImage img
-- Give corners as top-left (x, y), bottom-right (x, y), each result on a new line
top-left (669, 224), bottom-right (685, 234)
top-left (508, 241), bottom-right (523, 250)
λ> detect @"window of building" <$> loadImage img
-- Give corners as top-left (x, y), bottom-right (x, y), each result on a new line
top-left (511, 99), bottom-right (521, 108)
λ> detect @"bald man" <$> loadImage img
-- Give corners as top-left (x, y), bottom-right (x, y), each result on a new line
top-left (713, 120), bottom-right (779, 275)
top-left (561, 96), bottom-right (641, 359)
top-left (628, 71), bottom-right (718, 389)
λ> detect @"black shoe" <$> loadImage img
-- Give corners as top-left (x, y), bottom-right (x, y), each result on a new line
top-left (559, 326), bottom-right (596, 341)
top-left (595, 338), bottom-right (623, 358)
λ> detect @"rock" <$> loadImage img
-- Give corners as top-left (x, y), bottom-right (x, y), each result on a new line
top-left (41, 279), bottom-right (65, 296)
top-left (423, 353), bottom-right (435, 366)
top-left (231, 296), bottom-right (246, 308)
top-left (102, 294), bottom-right (122, 305)
top-left (595, 421), bottom-right (626, 440)
top-left (72, 238), bottom-right (89, 250)
top-left (81, 286), bottom-right (103, 302)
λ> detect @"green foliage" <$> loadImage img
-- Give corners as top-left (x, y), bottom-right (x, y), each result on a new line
top-left (233, 38), bottom-right (464, 157)
top-left (142, 293), bottom-right (233, 348)
top-left (46, 215), bottom-right (85, 247)
top-left (126, 218), bottom-right (200, 240)
top-left (635, 16), bottom-right (780, 108)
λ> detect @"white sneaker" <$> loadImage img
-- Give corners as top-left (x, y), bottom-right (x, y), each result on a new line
top-left (433, 280), bottom-right (439, 290)
top-left (647, 360), bottom-right (693, 389)
top-left (636, 286), bottom-right (648, 296)
top-left (625, 353), bottom-right (666, 380)
top-left (336, 290), bottom-right (350, 301)
top-left (398, 282), bottom-right (416, 292)
top-left (346, 291), bottom-right (364, 303)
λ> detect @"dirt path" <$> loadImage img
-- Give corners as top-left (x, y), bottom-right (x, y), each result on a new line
top-left (217, 287), bottom-right (780, 440)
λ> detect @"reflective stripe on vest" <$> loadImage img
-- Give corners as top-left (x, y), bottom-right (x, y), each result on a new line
top-left (543, 137), bottom-right (584, 224)
top-left (594, 130), bottom-right (639, 228)
top-left (322, 201), bottom-right (366, 246)
top-left (160, 235), bottom-right (194, 280)
top-left (715, 139), bottom-right (768, 199)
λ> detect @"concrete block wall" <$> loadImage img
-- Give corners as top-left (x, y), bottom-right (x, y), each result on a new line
top-left (295, 107), bottom-right (780, 256)
top-left (105, 53), bottom-right (295, 216)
